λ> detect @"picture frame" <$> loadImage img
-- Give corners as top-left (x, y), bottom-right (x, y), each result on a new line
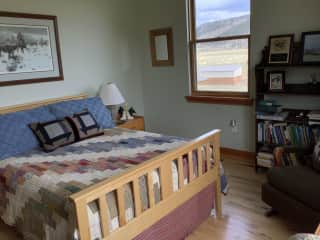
top-left (0, 11), bottom-right (64, 87)
top-left (149, 28), bottom-right (174, 67)
top-left (268, 34), bottom-right (294, 64)
top-left (301, 31), bottom-right (320, 65)
top-left (267, 71), bottom-right (285, 92)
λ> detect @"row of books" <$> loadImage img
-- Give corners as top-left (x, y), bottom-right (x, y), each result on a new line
top-left (281, 152), bottom-right (299, 166)
top-left (308, 111), bottom-right (320, 125)
top-left (256, 150), bottom-right (274, 168)
top-left (257, 122), bottom-right (320, 146)
top-left (257, 151), bottom-right (299, 168)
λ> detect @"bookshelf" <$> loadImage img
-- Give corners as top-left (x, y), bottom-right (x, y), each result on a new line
top-left (255, 58), bottom-right (320, 171)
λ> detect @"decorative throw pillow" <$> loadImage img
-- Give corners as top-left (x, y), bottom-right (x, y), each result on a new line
top-left (30, 119), bottom-right (75, 152)
top-left (313, 141), bottom-right (320, 171)
top-left (67, 111), bottom-right (103, 141)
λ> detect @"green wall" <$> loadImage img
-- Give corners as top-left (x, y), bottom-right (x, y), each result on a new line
top-left (137, 0), bottom-right (320, 151)
top-left (0, 0), bottom-right (145, 115)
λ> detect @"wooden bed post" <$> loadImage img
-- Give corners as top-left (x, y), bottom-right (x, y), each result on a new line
top-left (213, 132), bottom-right (222, 218)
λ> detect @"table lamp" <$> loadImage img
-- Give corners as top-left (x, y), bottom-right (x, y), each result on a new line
top-left (99, 82), bottom-right (125, 120)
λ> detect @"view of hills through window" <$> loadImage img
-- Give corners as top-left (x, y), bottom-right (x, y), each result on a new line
top-left (193, 0), bottom-right (250, 93)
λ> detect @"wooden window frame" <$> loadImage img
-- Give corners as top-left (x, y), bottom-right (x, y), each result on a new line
top-left (186, 0), bottom-right (253, 105)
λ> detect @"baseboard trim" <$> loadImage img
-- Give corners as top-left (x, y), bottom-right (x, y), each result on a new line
top-left (221, 147), bottom-right (255, 166)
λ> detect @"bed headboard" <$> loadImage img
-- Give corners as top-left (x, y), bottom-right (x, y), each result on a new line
top-left (0, 94), bottom-right (88, 115)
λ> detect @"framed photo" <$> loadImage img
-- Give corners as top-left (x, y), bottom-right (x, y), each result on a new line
top-left (302, 31), bottom-right (320, 64)
top-left (267, 71), bottom-right (285, 92)
top-left (268, 34), bottom-right (294, 64)
top-left (149, 28), bottom-right (174, 66)
top-left (0, 11), bottom-right (63, 87)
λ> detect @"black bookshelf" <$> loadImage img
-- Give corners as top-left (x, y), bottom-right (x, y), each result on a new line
top-left (255, 63), bottom-right (320, 171)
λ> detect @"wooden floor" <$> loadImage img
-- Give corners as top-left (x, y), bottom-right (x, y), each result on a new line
top-left (0, 157), bottom-right (310, 240)
top-left (187, 157), bottom-right (308, 240)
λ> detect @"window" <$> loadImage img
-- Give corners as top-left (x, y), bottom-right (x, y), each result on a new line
top-left (187, 0), bottom-right (251, 102)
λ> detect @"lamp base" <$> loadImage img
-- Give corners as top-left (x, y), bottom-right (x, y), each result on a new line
top-left (107, 105), bottom-right (118, 121)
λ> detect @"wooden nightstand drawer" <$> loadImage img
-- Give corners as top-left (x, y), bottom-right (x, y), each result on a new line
top-left (117, 116), bottom-right (145, 131)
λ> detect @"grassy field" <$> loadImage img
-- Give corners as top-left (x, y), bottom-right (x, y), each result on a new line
top-left (196, 48), bottom-right (248, 92)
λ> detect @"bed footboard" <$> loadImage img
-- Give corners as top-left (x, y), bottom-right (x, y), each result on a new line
top-left (70, 129), bottom-right (221, 240)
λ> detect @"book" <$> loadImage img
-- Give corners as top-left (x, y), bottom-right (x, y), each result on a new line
top-left (256, 112), bottom-right (289, 121)
top-left (257, 122), bottom-right (317, 146)
top-left (257, 152), bottom-right (274, 160)
top-left (308, 110), bottom-right (320, 119)
top-left (257, 158), bottom-right (273, 168)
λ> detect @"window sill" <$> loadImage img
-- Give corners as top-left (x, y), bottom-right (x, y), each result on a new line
top-left (185, 95), bottom-right (253, 106)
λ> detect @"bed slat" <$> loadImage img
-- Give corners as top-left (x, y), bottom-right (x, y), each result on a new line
top-left (178, 156), bottom-right (184, 189)
top-left (188, 152), bottom-right (194, 182)
top-left (206, 143), bottom-right (211, 171)
top-left (197, 147), bottom-right (203, 177)
top-left (75, 201), bottom-right (91, 240)
top-left (116, 187), bottom-right (126, 227)
top-left (133, 179), bottom-right (142, 217)
top-left (99, 196), bottom-right (110, 238)
top-left (147, 171), bottom-right (155, 208)
top-left (160, 163), bottom-right (173, 200)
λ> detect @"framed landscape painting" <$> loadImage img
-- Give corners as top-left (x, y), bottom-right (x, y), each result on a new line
top-left (0, 11), bottom-right (63, 87)
top-left (302, 31), bottom-right (320, 65)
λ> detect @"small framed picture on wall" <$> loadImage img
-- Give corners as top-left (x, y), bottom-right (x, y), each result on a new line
top-left (267, 71), bottom-right (285, 92)
top-left (301, 31), bottom-right (320, 64)
top-left (268, 34), bottom-right (294, 64)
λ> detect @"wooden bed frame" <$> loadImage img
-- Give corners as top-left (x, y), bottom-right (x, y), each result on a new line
top-left (0, 94), bottom-right (222, 240)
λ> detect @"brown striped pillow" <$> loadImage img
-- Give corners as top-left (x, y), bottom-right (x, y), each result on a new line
top-left (67, 111), bottom-right (103, 141)
top-left (30, 119), bottom-right (76, 152)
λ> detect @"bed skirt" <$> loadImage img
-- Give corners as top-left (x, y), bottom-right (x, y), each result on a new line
top-left (133, 183), bottom-right (215, 240)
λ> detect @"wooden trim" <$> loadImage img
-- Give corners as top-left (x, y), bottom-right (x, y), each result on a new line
top-left (192, 90), bottom-right (250, 98)
top-left (221, 147), bottom-right (255, 166)
top-left (70, 129), bottom-right (222, 240)
top-left (185, 95), bottom-right (253, 106)
top-left (195, 34), bottom-right (251, 44)
top-left (0, 11), bottom-right (64, 87)
top-left (0, 94), bottom-right (87, 114)
top-left (149, 28), bottom-right (174, 66)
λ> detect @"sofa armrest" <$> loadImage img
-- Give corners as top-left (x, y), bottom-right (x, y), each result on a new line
top-left (273, 146), bottom-right (313, 166)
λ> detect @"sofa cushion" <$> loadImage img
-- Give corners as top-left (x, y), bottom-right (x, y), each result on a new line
top-left (267, 167), bottom-right (320, 211)
top-left (0, 107), bottom-right (56, 160)
top-left (48, 97), bottom-right (114, 129)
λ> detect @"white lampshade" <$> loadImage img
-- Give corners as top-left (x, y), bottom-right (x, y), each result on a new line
top-left (99, 83), bottom-right (125, 106)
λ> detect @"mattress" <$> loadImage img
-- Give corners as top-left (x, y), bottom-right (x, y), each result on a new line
top-left (0, 128), bottom-right (193, 240)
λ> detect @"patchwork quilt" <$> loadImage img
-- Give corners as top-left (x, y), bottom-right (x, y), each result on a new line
top-left (0, 128), bottom-right (189, 240)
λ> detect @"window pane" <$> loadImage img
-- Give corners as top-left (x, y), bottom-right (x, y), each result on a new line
top-left (195, 0), bottom-right (250, 39)
top-left (196, 39), bottom-right (248, 93)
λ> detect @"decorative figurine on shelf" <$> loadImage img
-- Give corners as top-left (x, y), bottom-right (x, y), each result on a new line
top-left (118, 104), bottom-right (134, 121)
top-left (129, 107), bottom-right (136, 117)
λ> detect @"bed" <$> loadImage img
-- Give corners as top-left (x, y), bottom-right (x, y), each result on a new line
top-left (0, 94), bottom-right (222, 240)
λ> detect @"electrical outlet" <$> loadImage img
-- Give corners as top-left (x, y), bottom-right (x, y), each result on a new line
top-left (230, 120), bottom-right (239, 133)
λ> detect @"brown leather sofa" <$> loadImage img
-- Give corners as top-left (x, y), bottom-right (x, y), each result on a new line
top-left (261, 146), bottom-right (320, 230)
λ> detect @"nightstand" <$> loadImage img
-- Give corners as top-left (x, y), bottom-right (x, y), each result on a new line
top-left (116, 116), bottom-right (145, 131)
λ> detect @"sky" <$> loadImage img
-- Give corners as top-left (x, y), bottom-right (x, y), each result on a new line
top-left (196, 0), bottom-right (250, 26)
